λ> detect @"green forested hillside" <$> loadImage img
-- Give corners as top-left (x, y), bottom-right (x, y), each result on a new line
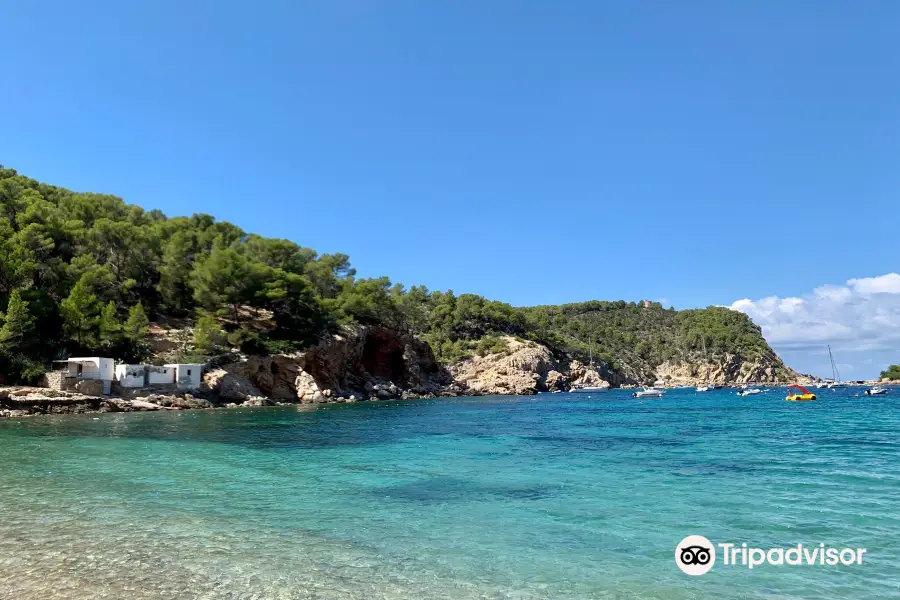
top-left (881, 365), bottom-right (900, 380)
top-left (0, 166), bottom-right (786, 384)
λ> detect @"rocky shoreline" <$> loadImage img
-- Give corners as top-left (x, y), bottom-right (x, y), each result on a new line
top-left (1, 327), bottom-right (803, 419)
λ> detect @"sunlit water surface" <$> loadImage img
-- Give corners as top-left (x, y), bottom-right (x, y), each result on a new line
top-left (1, 387), bottom-right (898, 599)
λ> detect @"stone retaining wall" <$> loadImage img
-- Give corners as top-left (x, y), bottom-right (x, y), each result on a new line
top-left (43, 371), bottom-right (78, 392)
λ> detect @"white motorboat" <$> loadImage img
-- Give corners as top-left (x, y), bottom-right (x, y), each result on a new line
top-left (570, 385), bottom-right (609, 394)
top-left (696, 385), bottom-right (710, 392)
top-left (864, 386), bottom-right (888, 396)
top-left (632, 387), bottom-right (665, 398)
top-left (737, 388), bottom-right (762, 396)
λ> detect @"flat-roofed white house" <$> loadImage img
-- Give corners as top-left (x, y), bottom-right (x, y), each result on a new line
top-left (148, 365), bottom-right (176, 385)
top-left (165, 364), bottom-right (202, 390)
top-left (115, 364), bottom-right (147, 388)
top-left (114, 364), bottom-right (180, 388)
top-left (48, 357), bottom-right (116, 394)
top-left (58, 357), bottom-right (115, 381)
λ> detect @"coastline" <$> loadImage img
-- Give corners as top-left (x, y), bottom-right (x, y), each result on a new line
top-left (0, 385), bottom-right (460, 419)
top-left (6, 379), bottom-right (892, 420)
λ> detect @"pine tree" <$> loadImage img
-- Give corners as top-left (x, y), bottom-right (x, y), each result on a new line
top-left (61, 278), bottom-right (100, 348)
top-left (158, 230), bottom-right (196, 313)
top-left (190, 248), bottom-right (257, 324)
top-left (98, 300), bottom-right (121, 351)
top-left (193, 314), bottom-right (226, 356)
top-left (0, 289), bottom-right (35, 354)
top-left (124, 301), bottom-right (149, 340)
top-left (119, 301), bottom-right (151, 363)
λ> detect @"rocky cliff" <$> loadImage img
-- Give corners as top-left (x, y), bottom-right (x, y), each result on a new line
top-left (204, 325), bottom-right (454, 404)
top-left (446, 335), bottom-right (795, 395)
top-left (449, 337), bottom-right (558, 395)
top-left (448, 336), bottom-right (611, 395)
top-left (653, 352), bottom-right (796, 387)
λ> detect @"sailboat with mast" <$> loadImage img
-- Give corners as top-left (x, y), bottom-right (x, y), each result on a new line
top-left (696, 338), bottom-right (711, 392)
top-left (826, 345), bottom-right (847, 388)
top-left (570, 342), bottom-right (609, 394)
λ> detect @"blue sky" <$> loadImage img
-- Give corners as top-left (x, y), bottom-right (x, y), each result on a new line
top-left (2, 1), bottom-right (899, 377)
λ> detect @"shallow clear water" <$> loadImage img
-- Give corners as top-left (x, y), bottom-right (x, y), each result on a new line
top-left (0, 387), bottom-right (898, 599)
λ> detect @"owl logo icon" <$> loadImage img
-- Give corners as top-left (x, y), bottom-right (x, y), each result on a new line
top-left (675, 535), bottom-right (716, 575)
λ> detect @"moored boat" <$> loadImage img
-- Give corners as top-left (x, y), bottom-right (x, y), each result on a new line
top-left (570, 385), bottom-right (609, 394)
top-left (864, 386), bottom-right (888, 396)
top-left (632, 387), bottom-right (664, 398)
top-left (570, 342), bottom-right (609, 394)
top-left (737, 388), bottom-right (762, 396)
top-left (825, 346), bottom-right (847, 388)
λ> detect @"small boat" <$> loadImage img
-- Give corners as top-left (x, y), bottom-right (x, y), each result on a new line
top-left (570, 385), bottom-right (609, 394)
top-left (786, 384), bottom-right (816, 402)
top-left (696, 385), bottom-right (710, 392)
top-left (737, 388), bottom-right (762, 396)
top-left (632, 387), bottom-right (665, 398)
top-left (864, 386), bottom-right (888, 396)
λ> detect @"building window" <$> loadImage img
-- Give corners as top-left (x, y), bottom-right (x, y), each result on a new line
top-left (187, 369), bottom-right (192, 376)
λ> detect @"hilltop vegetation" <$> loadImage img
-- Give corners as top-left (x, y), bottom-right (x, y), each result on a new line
top-left (0, 166), bottom-right (787, 385)
top-left (880, 365), bottom-right (900, 380)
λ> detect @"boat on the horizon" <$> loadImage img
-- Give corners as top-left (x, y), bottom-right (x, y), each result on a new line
top-left (864, 386), bottom-right (888, 396)
top-left (633, 387), bottom-right (665, 398)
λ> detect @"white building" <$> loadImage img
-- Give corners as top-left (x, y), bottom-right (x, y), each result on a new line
top-left (58, 357), bottom-right (115, 382)
top-left (148, 365), bottom-right (176, 385)
top-left (164, 364), bottom-right (202, 390)
top-left (51, 357), bottom-right (116, 394)
top-left (115, 364), bottom-right (178, 388)
top-left (115, 364), bottom-right (146, 388)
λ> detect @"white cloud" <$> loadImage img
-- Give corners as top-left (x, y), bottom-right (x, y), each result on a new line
top-left (729, 273), bottom-right (900, 353)
top-left (847, 273), bottom-right (900, 295)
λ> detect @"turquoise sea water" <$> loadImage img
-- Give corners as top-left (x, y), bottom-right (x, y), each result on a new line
top-left (0, 387), bottom-right (898, 599)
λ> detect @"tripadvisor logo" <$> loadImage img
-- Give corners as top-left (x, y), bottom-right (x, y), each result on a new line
top-left (675, 536), bottom-right (866, 575)
top-left (675, 535), bottom-right (715, 575)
